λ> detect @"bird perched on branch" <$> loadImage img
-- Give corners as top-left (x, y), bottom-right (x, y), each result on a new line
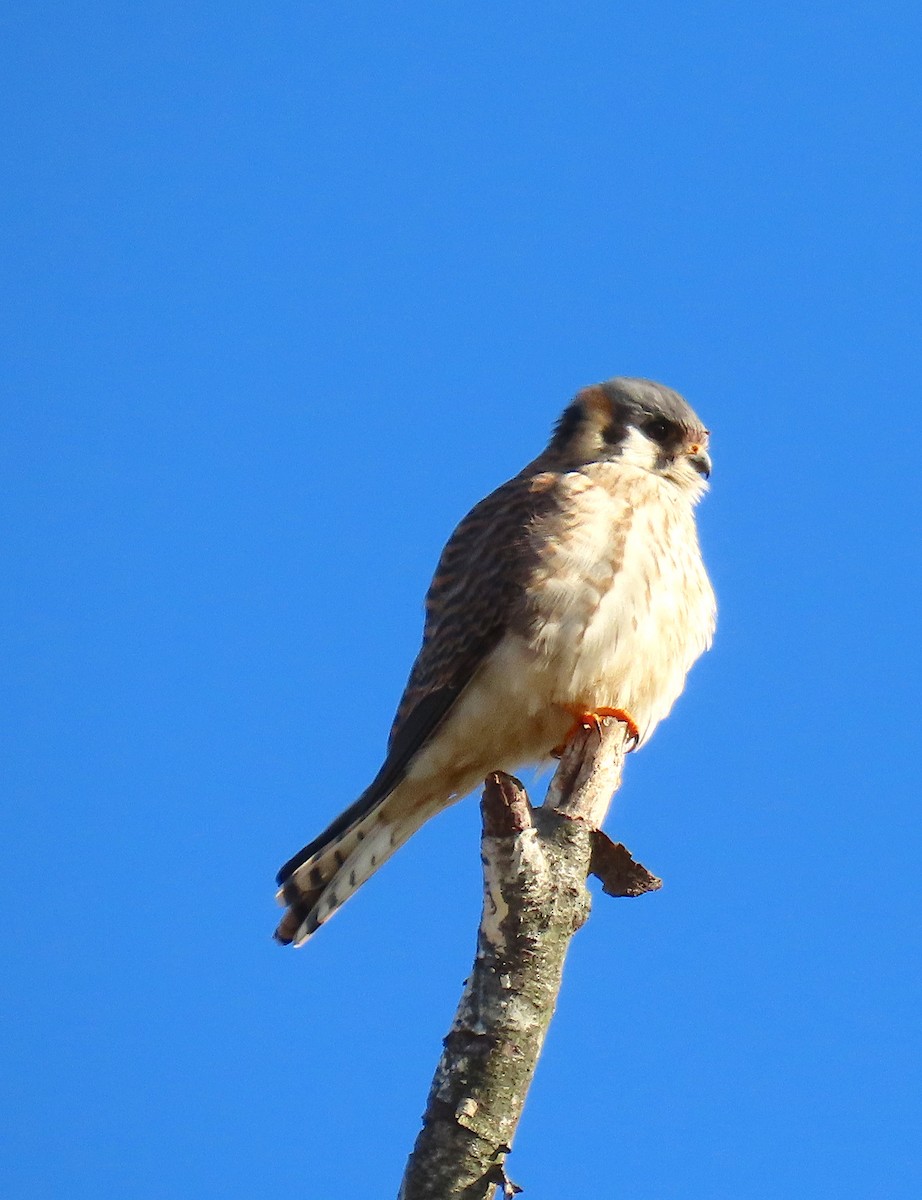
top-left (275, 376), bottom-right (715, 946)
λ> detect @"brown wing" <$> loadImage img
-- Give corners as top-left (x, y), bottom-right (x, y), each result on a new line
top-left (276, 465), bottom-right (557, 888)
top-left (375, 468), bottom-right (558, 793)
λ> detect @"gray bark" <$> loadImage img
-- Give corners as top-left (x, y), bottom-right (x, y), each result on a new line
top-left (399, 718), bottom-right (661, 1200)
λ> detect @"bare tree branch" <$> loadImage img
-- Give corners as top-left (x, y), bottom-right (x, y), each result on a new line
top-left (399, 717), bottom-right (660, 1199)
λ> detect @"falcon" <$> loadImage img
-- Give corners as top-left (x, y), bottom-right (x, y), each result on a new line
top-left (275, 377), bottom-right (715, 945)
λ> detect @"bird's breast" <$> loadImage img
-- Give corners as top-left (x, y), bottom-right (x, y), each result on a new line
top-left (520, 469), bottom-right (715, 743)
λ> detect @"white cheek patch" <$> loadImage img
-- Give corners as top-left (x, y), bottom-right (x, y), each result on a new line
top-left (615, 426), bottom-right (658, 471)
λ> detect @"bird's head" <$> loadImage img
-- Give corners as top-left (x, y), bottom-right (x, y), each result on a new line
top-left (546, 377), bottom-right (712, 499)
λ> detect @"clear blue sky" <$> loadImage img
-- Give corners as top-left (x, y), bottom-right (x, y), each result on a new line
top-left (3, 4), bottom-right (920, 1197)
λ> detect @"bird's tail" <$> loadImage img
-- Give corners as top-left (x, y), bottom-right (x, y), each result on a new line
top-left (274, 788), bottom-right (428, 946)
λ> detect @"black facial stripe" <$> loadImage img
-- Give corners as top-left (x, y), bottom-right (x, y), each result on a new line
top-left (601, 417), bottom-right (629, 446)
top-left (551, 401), bottom-right (583, 445)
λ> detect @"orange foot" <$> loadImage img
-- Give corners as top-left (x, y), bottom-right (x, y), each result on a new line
top-left (551, 703), bottom-right (640, 757)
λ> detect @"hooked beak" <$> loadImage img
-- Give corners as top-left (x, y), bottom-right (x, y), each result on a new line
top-left (687, 447), bottom-right (712, 479)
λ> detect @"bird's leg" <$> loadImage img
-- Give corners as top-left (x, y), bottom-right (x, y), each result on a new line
top-left (551, 703), bottom-right (640, 757)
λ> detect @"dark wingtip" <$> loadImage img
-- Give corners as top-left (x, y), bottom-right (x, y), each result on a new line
top-left (276, 848), bottom-right (312, 886)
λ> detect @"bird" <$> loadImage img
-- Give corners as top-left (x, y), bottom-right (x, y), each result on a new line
top-left (275, 376), bottom-right (715, 946)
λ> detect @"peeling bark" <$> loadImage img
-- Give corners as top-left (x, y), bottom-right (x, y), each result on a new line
top-left (399, 717), bottom-right (659, 1199)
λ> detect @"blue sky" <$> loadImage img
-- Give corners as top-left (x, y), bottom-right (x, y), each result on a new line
top-left (3, 3), bottom-right (921, 1196)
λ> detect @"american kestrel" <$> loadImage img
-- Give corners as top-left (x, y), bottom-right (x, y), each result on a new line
top-left (275, 377), bottom-right (715, 945)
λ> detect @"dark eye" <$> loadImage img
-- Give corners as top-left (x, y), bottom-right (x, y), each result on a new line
top-left (644, 418), bottom-right (671, 443)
